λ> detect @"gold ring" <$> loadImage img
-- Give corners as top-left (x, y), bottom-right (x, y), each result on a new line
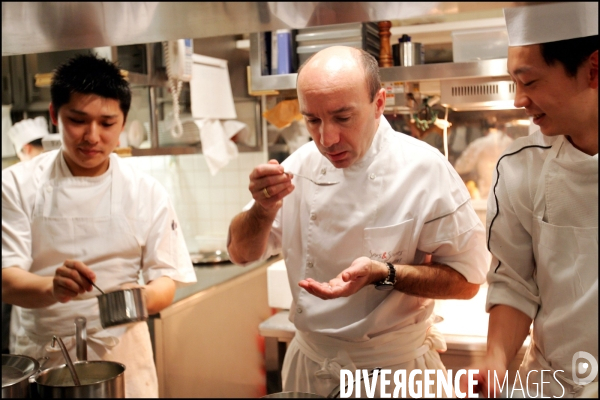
top-left (263, 187), bottom-right (271, 199)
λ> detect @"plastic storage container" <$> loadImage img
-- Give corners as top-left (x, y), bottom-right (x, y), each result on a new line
top-left (452, 27), bottom-right (509, 62)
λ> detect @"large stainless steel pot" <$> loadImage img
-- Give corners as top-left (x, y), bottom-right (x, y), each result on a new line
top-left (97, 287), bottom-right (148, 329)
top-left (1, 354), bottom-right (39, 398)
top-left (35, 361), bottom-right (125, 398)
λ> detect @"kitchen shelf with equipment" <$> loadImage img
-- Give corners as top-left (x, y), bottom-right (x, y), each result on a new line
top-left (249, 32), bottom-right (511, 92)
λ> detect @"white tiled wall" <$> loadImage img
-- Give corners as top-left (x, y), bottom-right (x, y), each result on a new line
top-left (122, 152), bottom-right (265, 253)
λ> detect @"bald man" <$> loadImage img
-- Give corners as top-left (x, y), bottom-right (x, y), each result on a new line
top-left (228, 46), bottom-right (488, 397)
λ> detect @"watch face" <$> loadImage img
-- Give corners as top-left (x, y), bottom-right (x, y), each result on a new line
top-left (375, 283), bottom-right (394, 291)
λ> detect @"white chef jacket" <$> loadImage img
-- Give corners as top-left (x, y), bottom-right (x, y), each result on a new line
top-left (2, 149), bottom-right (196, 335)
top-left (247, 116), bottom-right (489, 341)
top-left (454, 130), bottom-right (514, 198)
top-left (486, 130), bottom-right (598, 394)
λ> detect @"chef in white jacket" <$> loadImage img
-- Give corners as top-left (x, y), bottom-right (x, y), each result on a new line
top-left (228, 46), bottom-right (489, 397)
top-left (7, 116), bottom-right (49, 161)
top-left (2, 54), bottom-right (197, 398)
top-left (459, 2), bottom-right (598, 398)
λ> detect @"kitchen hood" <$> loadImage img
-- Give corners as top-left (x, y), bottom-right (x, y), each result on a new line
top-left (3, 2), bottom-right (540, 57)
top-left (439, 76), bottom-right (517, 111)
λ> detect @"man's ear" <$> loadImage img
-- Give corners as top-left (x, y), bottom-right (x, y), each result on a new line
top-left (49, 103), bottom-right (58, 126)
top-left (589, 50), bottom-right (598, 90)
top-left (374, 87), bottom-right (386, 118)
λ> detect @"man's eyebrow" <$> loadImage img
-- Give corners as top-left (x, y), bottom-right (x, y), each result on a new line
top-left (510, 66), bottom-right (533, 77)
top-left (301, 106), bottom-right (355, 117)
top-left (67, 109), bottom-right (119, 118)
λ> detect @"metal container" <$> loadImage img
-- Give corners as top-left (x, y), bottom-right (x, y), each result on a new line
top-left (400, 42), bottom-right (424, 66)
top-left (2, 354), bottom-right (40, 398)
top-left (35, 361), bottom-right (125, 398)
top-left (97, 288), bottom-right (148, 329)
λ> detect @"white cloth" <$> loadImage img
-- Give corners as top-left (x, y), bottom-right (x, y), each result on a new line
top-left (2, 149), bottom-right (197, 397)
top-left (195, 119), bottom-right (248, 176)
top-left (486, 131), bottom-right (598, 397)
top-left (504, 2), bottom-right (598, 47)
top-left (243, 115), bottom-right (488, 340)
top-left (283, 317), bottom-right (450, 397)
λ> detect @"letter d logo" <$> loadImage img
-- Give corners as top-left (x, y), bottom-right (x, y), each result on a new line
top-left (572, 351), bottom-right (598, 385)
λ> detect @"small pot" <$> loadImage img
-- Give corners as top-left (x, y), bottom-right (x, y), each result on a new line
top-left (97, 287), bottom-right (148, 329)
top-left (35, 360), bottom-right (125, 398)
top-left (2, 354), bottom-right (40, 398)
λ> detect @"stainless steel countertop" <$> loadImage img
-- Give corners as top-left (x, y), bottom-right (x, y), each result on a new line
top-left (172, 257), bottom-right (276, 303)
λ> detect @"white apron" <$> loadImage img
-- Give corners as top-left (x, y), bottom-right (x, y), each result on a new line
top-left (521, 136), bottom-right (598, 398)
top-left (282, 316), bottom-right (449, 398)
top-left (12, 156), bottom-right (158, 398)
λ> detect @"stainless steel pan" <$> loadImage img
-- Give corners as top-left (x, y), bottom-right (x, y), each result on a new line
top-left (35, 360), bottom-right (125, 398)
top-left (84, 277), bottom-right (148, 329)
top-left (1, 354), bottom-right (40, 398)
top-left (97, 287), bottom-right (148, 329)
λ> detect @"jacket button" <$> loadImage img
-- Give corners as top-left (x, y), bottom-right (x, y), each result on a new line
top-left (310, 214), bottom-right (317, 221)
top-left (369, 173), bottom-right (376, 180)
top-left (296, 307), bottom-right (303, 314)
top-left (307, 262), bottom-right (314, 268)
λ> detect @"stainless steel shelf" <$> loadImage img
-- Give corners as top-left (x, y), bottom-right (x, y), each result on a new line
top-left (249, 32), bottom-right (509, 92)
top-left (380, 58), bottom-right (510, 82)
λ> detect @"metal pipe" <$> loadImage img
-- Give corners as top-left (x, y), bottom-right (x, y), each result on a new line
top-left (75, 317), bottom-right (87, 362)
top-left (148, 86), bottom-right (160, 148)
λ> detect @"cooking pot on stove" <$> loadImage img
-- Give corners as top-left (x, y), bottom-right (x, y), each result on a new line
top-left (35, 360), bottom-right (125, 398)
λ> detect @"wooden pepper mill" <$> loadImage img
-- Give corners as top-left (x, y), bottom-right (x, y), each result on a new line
top-left (378, 21), bottom-right (393, 67)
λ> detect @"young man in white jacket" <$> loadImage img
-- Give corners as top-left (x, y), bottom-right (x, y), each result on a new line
top-left (460, 2), bottom-right (598, 398)
top-left (2, 54), bottom-right (197, 397)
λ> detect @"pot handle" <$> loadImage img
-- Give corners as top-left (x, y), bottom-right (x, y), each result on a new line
top-left (29, 356), bottom-right (49, 383)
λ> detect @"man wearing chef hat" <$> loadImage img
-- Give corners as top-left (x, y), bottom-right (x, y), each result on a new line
top-left (228, 45), bottom-right (489, 396)
top-left (459, 2), bottom-right (598, 398)
top-left (7, 116), bottom-right (49, 161)
top-left (2, 54), bottom-right (197, 397)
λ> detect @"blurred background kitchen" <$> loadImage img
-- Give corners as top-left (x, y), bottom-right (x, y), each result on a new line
top-left (2, 2), bottom-right (542, 398)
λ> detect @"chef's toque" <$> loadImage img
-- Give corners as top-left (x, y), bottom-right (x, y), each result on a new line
top-left (504, 2), bottom-right (598, 47)
top-left (7, 116), bottom-right (50, 152)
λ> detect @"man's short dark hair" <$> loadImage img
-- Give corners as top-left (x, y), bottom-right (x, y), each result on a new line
top-left (540, 35), bottom-right (598, 77)
top-left (297, 47), bottom-right (382, 103)
top-left (29, 138), bottom-right (44, 149)
top-left (50, 53), bottom-right (132, 120)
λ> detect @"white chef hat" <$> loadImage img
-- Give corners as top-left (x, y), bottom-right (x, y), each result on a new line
top-left (504, 2), bottom-right (598, 47)
top-left (7, 116), bottom-right (50, 153)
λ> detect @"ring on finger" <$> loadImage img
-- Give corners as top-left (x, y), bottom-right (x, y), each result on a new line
top-left (263, 187), bottom-right (271, 199)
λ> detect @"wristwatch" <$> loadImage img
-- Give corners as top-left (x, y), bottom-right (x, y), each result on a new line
top-left (374, 262), bottom-right (397, 291)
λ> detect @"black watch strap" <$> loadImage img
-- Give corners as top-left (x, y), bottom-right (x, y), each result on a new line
top-left (374, 262), bottom-right (397, 291)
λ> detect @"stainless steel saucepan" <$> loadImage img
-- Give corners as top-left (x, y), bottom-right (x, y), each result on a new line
top-left (1, 354), bottom-right (40, 398)
top-left (86, 278), bottom-right (148, 329)
top-left (35, 360), bottom-right (126, 398)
